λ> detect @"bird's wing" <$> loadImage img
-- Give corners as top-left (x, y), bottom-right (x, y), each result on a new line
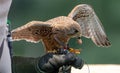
top-left (68, 4), bottom-right (111, 47)
top-left (12, 21), bottom-right (52, 43)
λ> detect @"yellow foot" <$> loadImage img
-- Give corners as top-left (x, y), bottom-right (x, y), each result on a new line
top-left (69, 48), bottom-right (81, 54)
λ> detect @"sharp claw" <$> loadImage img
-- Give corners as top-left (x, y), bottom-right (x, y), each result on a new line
top-left (69, 48), bottom-right (81, 54)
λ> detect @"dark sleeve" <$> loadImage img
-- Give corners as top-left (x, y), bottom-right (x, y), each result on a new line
top-left (12, 56), bottom-right (37, 73)
top-left (12, 53), bottom-right (84, 73)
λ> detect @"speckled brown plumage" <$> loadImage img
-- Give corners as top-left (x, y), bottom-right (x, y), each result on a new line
top-left (12, 17), bottom-right (81, 52)
top-left (12, 4), bottom-right (111, 53)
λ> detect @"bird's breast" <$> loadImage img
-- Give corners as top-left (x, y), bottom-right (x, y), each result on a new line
top-left (42, 35), bottom-right (69, 53)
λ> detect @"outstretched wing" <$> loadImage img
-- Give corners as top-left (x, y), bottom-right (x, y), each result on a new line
top-left (68, 4), bottom-right (111, 47)
top-left (12, 21), bottom-right (52, 43)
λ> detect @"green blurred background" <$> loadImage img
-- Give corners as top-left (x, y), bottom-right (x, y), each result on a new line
top-left (9, 0), bottom-right (120, 64)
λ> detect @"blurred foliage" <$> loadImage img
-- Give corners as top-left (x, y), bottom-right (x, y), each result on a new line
top-left (9, 0), bottom-right (120, 64)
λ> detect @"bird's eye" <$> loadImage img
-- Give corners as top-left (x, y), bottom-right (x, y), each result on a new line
top-left (74, 29), bottom-right (79, 33)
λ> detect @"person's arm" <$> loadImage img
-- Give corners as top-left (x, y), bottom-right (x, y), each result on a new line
top-left (0, 0), bottom-right (12, 73)
top-left (0, 0), bottom-right (12, 26)
top-left (13, 52), bottom-right (84, 73)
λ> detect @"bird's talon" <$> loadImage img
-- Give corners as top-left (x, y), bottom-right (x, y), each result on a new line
top-left (69, 48), bottom-right (81, 54)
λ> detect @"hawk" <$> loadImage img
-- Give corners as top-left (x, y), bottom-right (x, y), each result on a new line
top-left (12, 4), bottom-right (111, 53)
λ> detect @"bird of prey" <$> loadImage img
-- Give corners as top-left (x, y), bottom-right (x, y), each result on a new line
top-left (12, 4), bottom-right (111, 53)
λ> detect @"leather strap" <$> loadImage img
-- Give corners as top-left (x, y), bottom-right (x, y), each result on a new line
top-left (0, 39), bottom-right (4, 59)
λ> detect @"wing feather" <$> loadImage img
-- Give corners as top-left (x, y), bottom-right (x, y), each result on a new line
top-left (68, 4), bottom-right (111, 47)
top-left (12, 21), bottom-right (52, 43)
